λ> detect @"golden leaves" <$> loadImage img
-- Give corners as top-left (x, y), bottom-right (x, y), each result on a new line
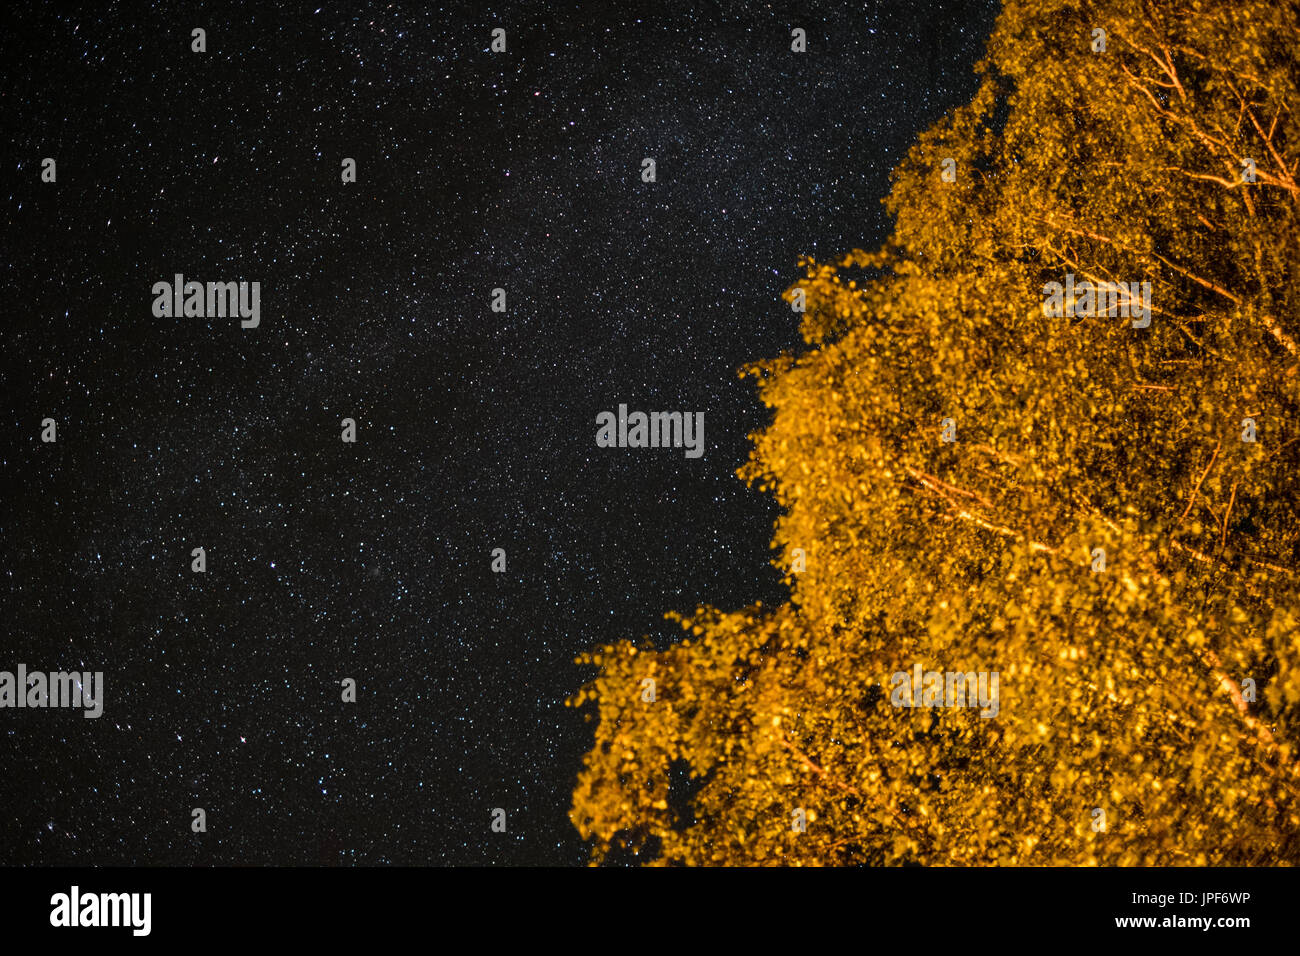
top-left (569, 0), bottom-right (1300, 866)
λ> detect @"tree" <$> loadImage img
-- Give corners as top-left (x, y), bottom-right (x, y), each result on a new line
top-left (569, 0), bottom-right (1300, 865)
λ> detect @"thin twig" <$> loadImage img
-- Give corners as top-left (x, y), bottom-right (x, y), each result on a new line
top-left (1179, 441), bottom-right (1221, 523)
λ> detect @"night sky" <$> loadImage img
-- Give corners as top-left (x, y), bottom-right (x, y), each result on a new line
top-left (2, 1), bottom-right (995, 865)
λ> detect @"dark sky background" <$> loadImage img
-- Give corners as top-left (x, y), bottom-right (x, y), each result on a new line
top-left (1, 0), bottom-right (996, 865)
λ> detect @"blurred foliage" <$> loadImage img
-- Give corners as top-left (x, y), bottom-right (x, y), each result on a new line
top-left (570, 0), bottom-right (1300, 865)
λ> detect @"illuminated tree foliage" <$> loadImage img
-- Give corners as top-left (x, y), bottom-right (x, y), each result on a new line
top-left (570, 0), bottom-right (1300, 865)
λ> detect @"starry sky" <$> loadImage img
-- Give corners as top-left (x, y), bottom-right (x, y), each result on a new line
top-left (1, 1), bottom-right (996, 865)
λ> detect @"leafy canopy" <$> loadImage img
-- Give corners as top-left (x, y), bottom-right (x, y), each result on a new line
top-left (570, 0), bottom-right (1300, 865)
